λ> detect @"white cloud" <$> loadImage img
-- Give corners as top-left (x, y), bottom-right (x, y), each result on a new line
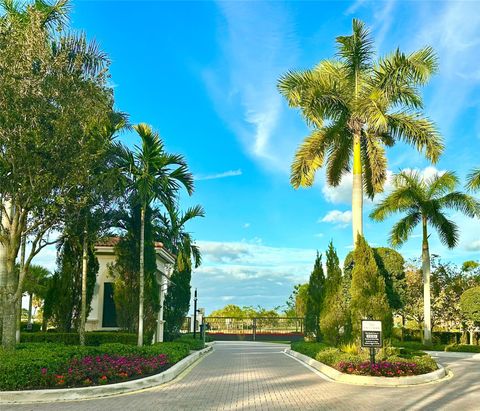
top-left (320, 210), bottom-right (352, 228)
top-left (465, 240), bottom-right (480, 252)
top-left (195, 169), bottom-right (242, 181)
top-left (243, 223), bottom-right (251, 229)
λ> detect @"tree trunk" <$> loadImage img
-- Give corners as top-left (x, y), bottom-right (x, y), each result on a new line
top-left (2, 289), bottom-right (16, 349)
top-left (352, 132), bottom-right (363, 246)
top-left (79, 219), bottom-right (88, 346)
top-left (421, 217), bottom-right (432, 346)
top-left (16, 235), bottom-right (26, 344)
top-left (138, 206), bottom-right (145, 347)
top-left (28, 292), bottom-right (33, 325)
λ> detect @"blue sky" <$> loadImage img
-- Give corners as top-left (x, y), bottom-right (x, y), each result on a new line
top-left (35, 0), bottom-right (480, 314)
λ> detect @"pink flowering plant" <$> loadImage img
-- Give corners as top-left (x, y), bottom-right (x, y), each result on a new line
top-left (41, 354), bottom-right (169, 387)
top-left (336, 360), bottom-right (420, 377)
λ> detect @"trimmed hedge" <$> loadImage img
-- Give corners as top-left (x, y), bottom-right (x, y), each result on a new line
top-left (290, 341), bottom-right (329, 359)
top-left (0, 342), bottom-right (190, 391)
top-left (445, 344), bottom-right (480, 353)
top-left (20, 332), bottom-right (137, 346)
top-left (174, 335), bottom-right (206, 350)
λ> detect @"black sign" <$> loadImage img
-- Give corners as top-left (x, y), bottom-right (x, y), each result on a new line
top-left (361, 320), bottom-right (382, 348)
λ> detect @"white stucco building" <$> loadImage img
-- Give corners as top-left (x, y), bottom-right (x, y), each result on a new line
top-left (86, 237), bottom-right (175, 342)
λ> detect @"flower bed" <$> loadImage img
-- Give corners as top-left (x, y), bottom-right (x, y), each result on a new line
top-left (291, 341), bottom-right (438, 377)
top-left (337, 360), bottom-right (422, 377)
top-left (0, 342), bottom-right (190, 391)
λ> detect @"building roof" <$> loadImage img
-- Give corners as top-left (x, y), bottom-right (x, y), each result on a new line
top-left (96, 236), bottom-right (165, 249)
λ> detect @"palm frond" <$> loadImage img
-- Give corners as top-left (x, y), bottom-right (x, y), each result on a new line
top-left (361, 132), bottom-right (387, 198)
top-left (426, 171), bottom-right (457, 198)
top-left (437, 192), bottom-right (480, 219)
top-left (389, 211), bottom-right (421, 247)
top-left (180, 205), bottom-right (205, 227)
top-left (466, 168), bottom-right (480, 192)
top-left (387, 112), bottom-right (443, 163)
top-left (427, 208), bottom-right (459, 248)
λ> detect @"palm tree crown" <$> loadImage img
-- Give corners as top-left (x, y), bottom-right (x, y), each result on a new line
top-left (370, 171), bottom-right (480, 247)
top-left (278, 19), bottom-right (443, 243)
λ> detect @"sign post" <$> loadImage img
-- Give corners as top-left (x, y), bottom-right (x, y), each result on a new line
top-left (361, 320), bottom-right (382, 365)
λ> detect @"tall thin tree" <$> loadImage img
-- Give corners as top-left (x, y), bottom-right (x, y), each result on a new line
top-left (370, 171), bottom-right (480, 344)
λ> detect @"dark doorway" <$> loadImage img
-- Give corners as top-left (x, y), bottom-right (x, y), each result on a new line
top-left (102, 282), bottom-right (117, 327)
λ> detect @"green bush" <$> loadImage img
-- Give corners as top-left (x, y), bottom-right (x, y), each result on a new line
top-left (174, 335), bottom-right (205, 350)
top-left (445, 344), bottom-right (480, 353)
top-left (0, 342), bottom-right (190, 391)
top-left (20, 332), bottom-right (137, 346)
top-left (291, 341), bottom-right (329, 358)
top-left (20, 322), bottom-right (42, 332)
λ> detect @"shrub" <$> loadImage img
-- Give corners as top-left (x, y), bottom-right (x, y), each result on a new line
top-left (20, 332), bottom-right (137, 346)
top-left (20, 322), bottom-right (42, 332)
top-left (291, 341), bottom-right (328, 358)
top-left (336, 359), bottom-right (436, 377)
top-left (445, 344), bottom-right (480, 353)
top-left (0, 342), bottom-right (190, 391)
top-left (339, 342), bottom-right (360, 355)
top-left (174, 335), bottom-right (205, 350)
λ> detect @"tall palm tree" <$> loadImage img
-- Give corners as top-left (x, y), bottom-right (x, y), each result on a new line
top-left (117, 124), bottom-right (194, 346)
top-left (466, 169), bottom-right (480, 192)
top-left (370, 171), bottom-right (480, 344)
top-left (278, 19), bottom-right (443, 245)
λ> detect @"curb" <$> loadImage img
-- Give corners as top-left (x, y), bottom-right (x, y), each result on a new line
top-left (0, 345), bottom-right (213, 404)
top-left (285, 349), bottom-right (448, 387)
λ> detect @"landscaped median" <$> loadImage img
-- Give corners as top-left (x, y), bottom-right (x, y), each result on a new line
top-left (286, 342), bottom-right (447, 386)
top-left (0, 340), bottom-right (213, 403)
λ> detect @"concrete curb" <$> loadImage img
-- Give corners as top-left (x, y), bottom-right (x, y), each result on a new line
top-left (0, 344), bottom-right (213, 404)
top-left (285, 349), bottom-right (447, 387)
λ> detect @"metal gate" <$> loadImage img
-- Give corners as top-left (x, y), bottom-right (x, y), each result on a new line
top-left (203, 317), bottom-right (304, 341)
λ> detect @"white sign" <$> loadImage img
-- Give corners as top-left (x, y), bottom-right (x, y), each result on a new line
top-left (362, 320), bottom-right (382, 332)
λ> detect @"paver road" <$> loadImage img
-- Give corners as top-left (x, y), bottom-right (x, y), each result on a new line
top-left (4, 341), bottom-right (480, 411)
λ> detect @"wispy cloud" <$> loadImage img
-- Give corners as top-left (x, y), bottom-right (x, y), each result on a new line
top-left (203, 1), bottom-right (300, 173)
top-left (195, 169), bottom-right (242, 181)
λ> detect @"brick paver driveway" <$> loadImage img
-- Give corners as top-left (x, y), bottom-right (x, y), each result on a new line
top-left (4, 342), bottom-right (480, 411)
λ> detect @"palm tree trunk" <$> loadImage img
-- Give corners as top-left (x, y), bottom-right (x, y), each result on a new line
top-left (27, 292), bottom-right (33, 325)
top-left (352, 132), bottom-right (363, 246)
top-left (79, 218), bottom-right (88, 346)
top-left (421, 216), bottom-right (432, 346)
top-left (16, 235), bottom-right (26, 344)
top-left (138, 205), bottom-right (145, 347)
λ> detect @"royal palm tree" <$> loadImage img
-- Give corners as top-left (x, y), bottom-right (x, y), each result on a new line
top-left (278, 19), bottom-right (443, 245)
top-left (370, 171), bottom-right (480, 344)
top-left (117, 124), bottom-right (194, 346)
top-left (466, 169), bottom-right (480, 192)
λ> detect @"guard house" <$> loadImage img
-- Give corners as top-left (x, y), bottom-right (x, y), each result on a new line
top-left (86, 237), bottom-right (175, 342)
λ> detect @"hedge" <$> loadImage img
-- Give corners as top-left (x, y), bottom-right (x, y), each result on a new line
top-left (0, 342), bottom-right (190, 391)
top-left (173, 335), bottom-right (206, 350)
top-left (445, 344), bottom-right (480, 353)
top-left (20, 332), bottom-right (137, 346)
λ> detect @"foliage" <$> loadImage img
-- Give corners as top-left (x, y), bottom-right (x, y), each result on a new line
top-left (43, 234), bottom-right (98, 332)
top-left (344, 247), bottom-right (406, 310)
top-left (349, 236), bottom-right (392, 339)
top-left (445, 344), bottom-right (480, 353)
top-left (459, 286), bottom-right (480, 323)
top-left (174, 335), bottom-right (205, 350)
top-left (110, 204), bottom-right (159, 341)
top-left (208, 305), bottom-right (281, 318)
top-left (20, 332), bottom-right (137, 346)
top-left (22, 265), bottom-right (50, 299)
top-left (164, 268), bottom-right (192, 340)
top-left (290, 341), bottom-right (329, 359)
top-left (466, 168), bottom-right (480, 192)
top-left (285, 283), bottom-right (309, 317)
top-left (0, 0), bottom-right (114, 348)
top-left (336, 359), bottom-right (436, 377)
top-left (0, 342), bottom-right (189, 390)
top-left (305, 252), bottom-right (326, 342)
top-left (321, 242), bottom-right (348, 345)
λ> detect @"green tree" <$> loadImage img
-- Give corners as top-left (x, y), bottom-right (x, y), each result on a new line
top-left (116, 124), bottom-right (194, 346)
top-left (459, 286), bottom-right (480, 344)
top-left (278, 19), bottom-right (442, 245)
top-left (110, 203), bottom-right (159, 341)
top-left (159, 201), bottom-right (204, 340)
top-left (305, 252), bottom-right (325, 342)
top-left (349, 235), bottom-right (392, 340)
top-left (321, 242), bottom-right (348, 346)
top-left (285, 283), bottom-right (308, 318)
top-left (344, 247), bottom-right (406, 311)
top-left (0, 0), bottom-right (112, 348)
top-left (22, 265), bottom-right (50, 327)
top-left (370, 171), bottom-right (480, 345)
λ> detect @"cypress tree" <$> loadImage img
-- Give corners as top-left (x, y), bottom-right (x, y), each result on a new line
top-left (349, 235), bottom-right (392, 339)
top-left (320, 241), bottom-right (348, 345)
top-left (305, 252), bottom-right (325, 342)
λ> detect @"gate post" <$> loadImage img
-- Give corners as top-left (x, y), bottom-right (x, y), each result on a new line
top-left (253, 318), bottom-right (257, 341)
